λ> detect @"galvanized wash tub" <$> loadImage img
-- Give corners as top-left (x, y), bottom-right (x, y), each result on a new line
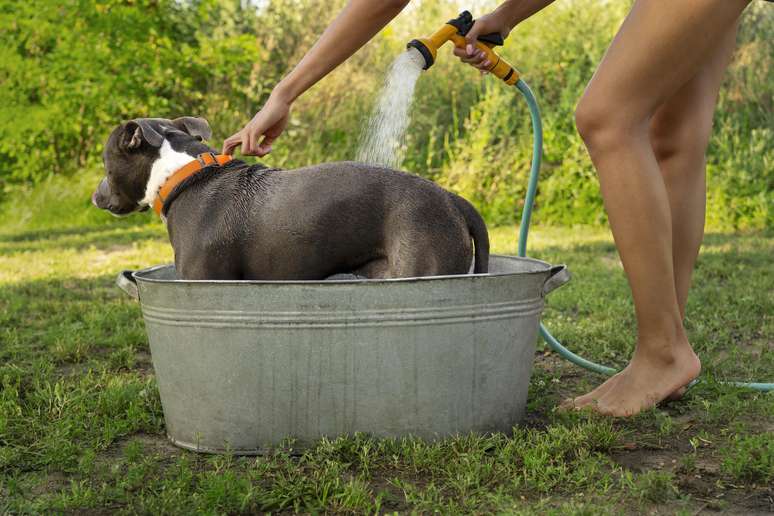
top-left (117, 255), bottom-right (569, 454)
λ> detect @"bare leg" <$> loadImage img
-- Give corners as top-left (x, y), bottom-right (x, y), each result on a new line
top-left (565, 16), bottom-right (742, 410)
top-left (649, 22), bottom-right (740, 400)
top-left (651, 23), bottom-right (739, 318)
top-left (567, 0), bottom-right (749, 416)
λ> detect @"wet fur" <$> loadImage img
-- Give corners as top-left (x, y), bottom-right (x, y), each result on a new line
top-left (94, 118), bottom-right (489, 280)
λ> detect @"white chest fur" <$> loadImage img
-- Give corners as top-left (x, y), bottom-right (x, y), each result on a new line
top-left (140, 140), bottom-right (195, 207)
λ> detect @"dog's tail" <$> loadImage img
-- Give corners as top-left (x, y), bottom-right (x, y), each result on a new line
top-left (451, 193), bottom-right (490, 273)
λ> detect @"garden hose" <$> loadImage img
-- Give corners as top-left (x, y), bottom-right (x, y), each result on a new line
top-left (513, 78), bottom-right (773, 392)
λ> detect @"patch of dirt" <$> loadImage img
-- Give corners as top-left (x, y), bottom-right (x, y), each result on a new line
top-left (365, 475), bottom-right (411, 513)
top-left (73, 433), bottom-right (186, 503)
top-left (139, 432), bottom-right (180, 457)
top-left (56, 361), bottom-right (92, 378)
top-left (677, 471), bottom-right (773, 514)
top-left (533, 350), bottom-right (592, 395)
top-left (612, 447), bottom-right (683, 473)
top-left (55, 347), bottom-right (157, 378)
top-left (29, 470), bottom-right (69, 497)
top-left (98, 432), bottom-right (182, 466)
top-left (534, 349), bottom-right (581, 374)
top-left (612, 445), bottom-right (774, 514)
top-left (133, 350), bottom-right (154, 374)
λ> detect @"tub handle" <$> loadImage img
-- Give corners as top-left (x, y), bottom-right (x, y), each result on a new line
top-left (543, 264), bottom-right (570, 296)
top-left (116, 270), bottom-right (139, 300)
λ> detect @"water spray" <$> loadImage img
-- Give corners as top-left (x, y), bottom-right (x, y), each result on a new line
top-left (405, 11), bottom-right (772, 392)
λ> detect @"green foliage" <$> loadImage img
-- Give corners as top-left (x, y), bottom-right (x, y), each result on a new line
top-left (706, 6), bottom-right (774, 230)
top-left (0, 0), bottom-right (770, 231)
top-left (439, 1), bottom-right (629, 226)
top-left (0, 0), bottom-right (253, 183)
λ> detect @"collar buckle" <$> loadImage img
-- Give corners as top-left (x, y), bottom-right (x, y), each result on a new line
top-left (196, 152), bottom-right (218, 167)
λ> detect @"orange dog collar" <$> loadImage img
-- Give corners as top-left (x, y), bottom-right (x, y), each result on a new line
top-left (153, 152), bottom-right (233, 216)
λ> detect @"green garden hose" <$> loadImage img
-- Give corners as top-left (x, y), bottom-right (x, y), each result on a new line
top-left (513, 78), bottom-right (773, 392)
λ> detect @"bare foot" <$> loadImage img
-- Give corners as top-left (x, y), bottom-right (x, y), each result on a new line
top-left (591, 337), bottom-right (700, 417)
top-left (558, 372), bottom-right (622, 411)
top-left (561, 369), bottom-right (688, 411)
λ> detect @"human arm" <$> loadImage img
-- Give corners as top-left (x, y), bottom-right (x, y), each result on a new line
top-left (453, 0), bottom-right (557, 71)
top-left (222, 0), bottom-right (410, 156)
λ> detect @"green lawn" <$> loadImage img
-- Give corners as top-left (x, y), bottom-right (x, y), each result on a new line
top-left (1, 221), bottom-right (772, 514)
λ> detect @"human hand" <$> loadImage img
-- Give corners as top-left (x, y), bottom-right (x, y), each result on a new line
top-left (452, 13), bottom-right (513, 74)
top-left (222, 92), bottom-right (291, 156)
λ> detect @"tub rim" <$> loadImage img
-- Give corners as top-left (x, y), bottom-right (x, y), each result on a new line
top-left (129, 254), bottom-right (561, 286)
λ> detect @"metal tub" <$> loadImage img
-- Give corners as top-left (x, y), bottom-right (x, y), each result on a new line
top-left (118, 255), bottom-right (569, 454)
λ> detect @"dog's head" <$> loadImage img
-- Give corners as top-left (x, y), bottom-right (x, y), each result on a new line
top-left (92, 116), bottom-right (212, 216)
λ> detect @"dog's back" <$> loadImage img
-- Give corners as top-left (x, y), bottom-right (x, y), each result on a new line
top-left (165, 160), bottom-right (489, 280)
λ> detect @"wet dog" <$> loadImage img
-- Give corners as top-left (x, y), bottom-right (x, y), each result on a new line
top-left (93, 117), bottom-right (488, 280)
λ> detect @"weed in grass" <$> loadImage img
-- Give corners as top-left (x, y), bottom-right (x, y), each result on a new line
top-left (533, 499), bottom-right (619, 516)
top-left (52, 336), bottom-right (91, 364)
top-left (198, 469), bottom-right (254, 513)
top-left (720, 432), bottom-right (774, 483)
top-left (677, 452), bottom-right (697, 475)
top-left (107, 345), bottom-right (137, 371)
top-left (123, 439), bottom-right (144, 464)
top-left (621, 470), bottom-right (679, 504)
top-left (688, 382), bottom-right (774, 427)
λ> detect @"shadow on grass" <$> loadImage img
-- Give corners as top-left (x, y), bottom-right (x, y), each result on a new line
top-left (0, 222), bottom-right (166, 254)
top-left (0, 271), bottom-right (146, 375)
top-left (515, 231), bottom-right (772, 276)
top-left (0, 217), bottom-right (151, 241)
top-left (521, 230), bottom-right (771, 258)
top-left (0, 271), bottom-right (130, 303)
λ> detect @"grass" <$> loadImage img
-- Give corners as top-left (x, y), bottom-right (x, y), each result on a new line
top-left (1, 218), bottom-right (772, 514)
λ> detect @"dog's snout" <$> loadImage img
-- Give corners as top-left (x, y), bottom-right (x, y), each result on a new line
top-left (92, 178), bottom-right (111, 209)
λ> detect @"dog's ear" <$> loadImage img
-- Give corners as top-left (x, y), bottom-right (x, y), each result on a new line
top-left (171, 116), bottom-right (212, 142)
top-left (123, 119), bottom-right (164, 150)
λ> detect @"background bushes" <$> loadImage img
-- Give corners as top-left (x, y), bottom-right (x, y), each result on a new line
top-left (0, 0), bottom-right (770, 231)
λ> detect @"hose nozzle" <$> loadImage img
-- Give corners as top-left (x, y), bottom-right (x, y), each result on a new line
top-left (406, 10), bottom-right (519, 85)
top-left (406, 38), bottom-right (437, 70)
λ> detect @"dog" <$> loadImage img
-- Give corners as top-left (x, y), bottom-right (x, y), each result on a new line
top-left (92, 117), bottom-right (489, 280)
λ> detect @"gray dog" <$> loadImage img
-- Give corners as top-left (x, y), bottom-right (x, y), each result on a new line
top-left (92, 117), bottom-right (489, 280)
